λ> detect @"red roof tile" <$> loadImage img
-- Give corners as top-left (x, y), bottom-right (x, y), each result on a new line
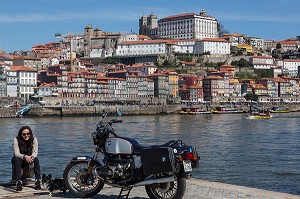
top-left (9, 66), bottom-right (36, 72)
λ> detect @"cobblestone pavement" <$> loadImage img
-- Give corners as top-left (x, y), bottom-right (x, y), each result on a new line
top-left (1, 179), bottom-right (299, 199)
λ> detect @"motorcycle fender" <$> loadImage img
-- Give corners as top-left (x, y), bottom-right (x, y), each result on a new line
top-left (71, 156), bottom-right (93, 162)
top-left (70, 156), bottom-right (102, 166)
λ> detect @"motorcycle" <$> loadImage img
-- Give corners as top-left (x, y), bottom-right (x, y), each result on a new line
top-left (63, 112), bottom-right (199, 199)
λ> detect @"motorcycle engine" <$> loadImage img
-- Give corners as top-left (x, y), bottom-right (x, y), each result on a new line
top-left (97, 156), bottom-right (134, 180)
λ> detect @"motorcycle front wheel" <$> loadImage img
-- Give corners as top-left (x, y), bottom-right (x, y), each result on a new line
top-left (63, 162), bottom-right (104, 198)
top-left (145, 177), bottom-right (186, 199)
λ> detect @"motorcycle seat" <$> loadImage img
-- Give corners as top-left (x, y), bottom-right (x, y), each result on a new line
top-left (134, 140), bottom-right (179, 154)
top-left (118, 137), bottom-right (179, 154)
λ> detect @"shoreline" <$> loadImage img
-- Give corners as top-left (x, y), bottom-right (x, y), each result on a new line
top-left (1, 103), bottom-right (300, 118)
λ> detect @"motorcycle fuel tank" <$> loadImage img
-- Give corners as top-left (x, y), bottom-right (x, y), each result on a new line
top-left (105, 137), bottom-right (133, 154)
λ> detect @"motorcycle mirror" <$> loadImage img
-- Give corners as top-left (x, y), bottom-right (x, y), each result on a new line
top-left (110, 118), bottom-right (122, 123)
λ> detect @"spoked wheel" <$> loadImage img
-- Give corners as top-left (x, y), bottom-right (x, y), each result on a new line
top-left (145, 177), bottom-right (186, 199)
top-left (63, 162), bottom-right (104, 198)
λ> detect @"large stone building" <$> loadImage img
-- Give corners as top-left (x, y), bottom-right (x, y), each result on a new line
top-left (139, 13), bottom-right (158, 38)
top-left (83, 24), bottom-right (122, 58)
top-left (158, 10), bottom-right (218, 40)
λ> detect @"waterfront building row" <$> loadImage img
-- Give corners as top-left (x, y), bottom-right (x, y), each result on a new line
top-left (2, 63), bottom-right (300, 104)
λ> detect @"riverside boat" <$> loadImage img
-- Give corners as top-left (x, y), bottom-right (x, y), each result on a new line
top-left (178, 107), bottom-right (211, 115)
top-left (211, 106), bottom-right (245, 114)
top-left (246, 112), bottom-right (272, 119)
top-left (269, 107), bottom-right (289, 113)
top-left (0, 106), bottom-right (31, 118)
top-left (15, 106), bottom-right (31, 118)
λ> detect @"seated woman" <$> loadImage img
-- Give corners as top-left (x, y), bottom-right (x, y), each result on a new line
top-left (12, 126), bottom-right (41, 191)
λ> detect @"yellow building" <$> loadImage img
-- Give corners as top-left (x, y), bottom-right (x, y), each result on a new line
top-left (167, 71), bottom-right (179, 98)
top-left (236, 44), bottom-right (253, 53)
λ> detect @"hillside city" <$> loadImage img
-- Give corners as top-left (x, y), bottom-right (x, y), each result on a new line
top-left (1, 10), bottom-right (300, 107)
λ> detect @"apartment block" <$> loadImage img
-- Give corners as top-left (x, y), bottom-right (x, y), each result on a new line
top-left (196, 38), bottom-right (230, 55)
top-left (13, 56), bottom-right (42, 71)
top-left (249, 56), bottom-right (276, 69)
top-left (282, 59), bottom-right (300, 77)
top-left (116, 40), bottom-right (168, 56)
top-left (6, 66), bottom-right (37, 101)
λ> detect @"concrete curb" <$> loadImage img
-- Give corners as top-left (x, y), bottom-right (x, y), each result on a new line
top-left (1, 178), bottom-right (299, 199)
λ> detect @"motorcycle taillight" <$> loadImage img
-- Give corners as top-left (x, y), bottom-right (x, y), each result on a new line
top-left (179, 152), bottom-right (198, 161)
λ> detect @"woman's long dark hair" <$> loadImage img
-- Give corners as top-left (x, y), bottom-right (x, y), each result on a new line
top-left (17, 126), bottom-right (34, 156)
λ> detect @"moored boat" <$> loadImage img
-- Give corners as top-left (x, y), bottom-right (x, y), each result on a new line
top-left (269, 107), bottom-right (289, 113)
top-left (188, 108), bottom-right (211, 114)
top-left (246, 112), bottom-right (272, 119)
top-left (178, 107), bottom-right (190, 115)
top-left (15, 105), bottom-right (31, 118)
top-left (211, 106), bottom-right (245, 114)
top-left (178, 107), bottom-right (211, 115)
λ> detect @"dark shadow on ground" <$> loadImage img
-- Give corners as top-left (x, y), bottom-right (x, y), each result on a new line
top-left (48, 192), bottom-right (148, 199)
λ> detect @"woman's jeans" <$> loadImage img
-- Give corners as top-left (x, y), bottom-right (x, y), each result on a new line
top-left (11, 156), bottom-right (41, 181)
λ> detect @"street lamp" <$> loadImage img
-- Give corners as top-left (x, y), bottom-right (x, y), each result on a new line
top-left (55, 33), bottom-right (77, 72)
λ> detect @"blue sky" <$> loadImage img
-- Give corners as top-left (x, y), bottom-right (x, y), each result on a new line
top-left (0, 0), bottom-right (299, 53)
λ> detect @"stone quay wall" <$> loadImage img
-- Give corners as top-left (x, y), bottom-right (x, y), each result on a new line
top-left (25, 105), bottom-right (181, 117)
top-left (1, 103), bottom-right (300, 118)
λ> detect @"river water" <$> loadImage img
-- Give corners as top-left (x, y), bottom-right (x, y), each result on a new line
top-left (0, 113), bottom-right (299, 195)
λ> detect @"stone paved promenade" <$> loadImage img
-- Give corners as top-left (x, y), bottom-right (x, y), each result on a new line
top-left (1, 178), bottom-right (299, 199)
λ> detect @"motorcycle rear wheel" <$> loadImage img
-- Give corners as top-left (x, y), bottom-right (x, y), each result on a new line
top-left (145, 177), bottom-right (186, 199)
top-left (63, 162), bottom-right (104, 198)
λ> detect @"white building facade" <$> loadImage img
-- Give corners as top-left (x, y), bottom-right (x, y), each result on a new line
top-left (171, 39), bottom-right (197, 54)
top-left (158, 10), bottom-right (218, 40)
top-left (249, 56), bottom-right (276, 69)
top-left (248, 37), bottom-right (264, 50)
top-left (116, 40), bottom-right (168, 56)
top-left (6, 66), bottom-right (37, 100)
top-left (283, 59), bottom-right (300, 77)
top-left (195, 38), bottom-right (230, 55)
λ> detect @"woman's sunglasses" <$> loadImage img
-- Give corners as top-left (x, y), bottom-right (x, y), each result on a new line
top-left (22, 133), bottom-right (30, 136)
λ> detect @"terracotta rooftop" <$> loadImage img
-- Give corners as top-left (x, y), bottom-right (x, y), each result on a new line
top-left (9, 66), bottom-right (36, 72)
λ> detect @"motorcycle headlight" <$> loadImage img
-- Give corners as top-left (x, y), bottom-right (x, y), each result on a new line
top-left (92, 129), bottom-right (106, 146)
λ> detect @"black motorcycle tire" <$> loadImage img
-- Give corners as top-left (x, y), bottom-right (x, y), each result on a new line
top-left (145, 177), bottom-right (186, 199)
top-left (63, 162), bottom-right (104, 198)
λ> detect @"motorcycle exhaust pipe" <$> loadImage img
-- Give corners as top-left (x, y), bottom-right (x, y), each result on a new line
top-left (130, 176), bottom-right (175, 187)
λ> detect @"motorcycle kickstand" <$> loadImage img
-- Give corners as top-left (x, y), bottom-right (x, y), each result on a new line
top-left (118, 187), bottom-right (132, 199)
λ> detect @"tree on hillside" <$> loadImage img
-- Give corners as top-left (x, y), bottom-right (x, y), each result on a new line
top-left (244, 93), bottom-right (258, 102)
top-left (276, 43), bottom-right (282, 49)
top-left (177, 56), bottom-right (193, 62)
top-left (231, 58), bottom-right (251, 68)
top-left (254, 69), bottom-right (273, 79)
top-left (217, 22), bottom-right (229, 37)
top-left (102, 57), bottom-right (119, 64)
top-left (237, 71), bottom-right (255, 79)
top-left (196, 57), bottom-right (204, 63)
top-left (161, 59), bottom-right (179, 68)
top-left (204, 61), bottom-right (218, 68)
